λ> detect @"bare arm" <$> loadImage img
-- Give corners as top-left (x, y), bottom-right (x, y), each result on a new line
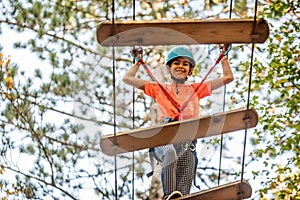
top-left (209, 47), bottom-right (234, 91)
top-left (122, 61), bottom-right (149, 90)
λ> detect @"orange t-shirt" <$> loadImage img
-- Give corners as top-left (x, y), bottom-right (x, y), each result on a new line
top-left (144, 82), bottom-right (211, 122)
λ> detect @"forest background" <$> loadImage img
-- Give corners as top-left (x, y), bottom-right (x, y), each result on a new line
top-left (0, 0), bottom-right (299, 199)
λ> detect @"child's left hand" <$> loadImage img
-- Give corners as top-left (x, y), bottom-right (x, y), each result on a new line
top-left (130, 47), bottom-right (143, 59)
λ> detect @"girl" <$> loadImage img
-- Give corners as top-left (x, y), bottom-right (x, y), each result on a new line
top-left (123, 45), bottom-right (233, 199)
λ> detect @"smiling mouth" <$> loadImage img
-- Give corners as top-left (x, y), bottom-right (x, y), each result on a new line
top-left (173, 71), bottom-right (186, 78)
top-left (175, 69), bottom-right (186, 73)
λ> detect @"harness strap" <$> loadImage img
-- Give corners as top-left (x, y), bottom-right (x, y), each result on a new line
top-left (146, 147), bottom-right (159, 178)
top-left (137, 58), bottom-right (182, 113)
top-left (180, 51), bottom-right (227, 112)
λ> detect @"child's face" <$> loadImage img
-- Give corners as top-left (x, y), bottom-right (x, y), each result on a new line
top-left (169, 57), bottom-right (191, 80)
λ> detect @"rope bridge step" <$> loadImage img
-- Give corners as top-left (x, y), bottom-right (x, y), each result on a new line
top-left (100, 107), bottom-right (258, 156)
top-left (97, 18), bottom-right (269, 46)
top-left (175, 181), bottom-right (252, 200)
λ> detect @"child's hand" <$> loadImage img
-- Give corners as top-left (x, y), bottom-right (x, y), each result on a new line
top-left (220, 44), bottom-right (231, 53)
top-left (130, 47), bottom-right (143, 60)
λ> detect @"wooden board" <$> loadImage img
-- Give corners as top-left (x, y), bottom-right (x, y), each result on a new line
top-left (97, 18), bottom-right (269, 46)
top-left (176, 180), bottom-right (252, 200)
top-left (100, 107), bottom-right (258, 156)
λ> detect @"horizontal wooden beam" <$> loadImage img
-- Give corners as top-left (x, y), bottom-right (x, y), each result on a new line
top-left (176, 181), bottom-right (252, 200)
top-left (97, 18), bottom-right (269, 46)
top-left (100, 107), bottom-right (258, 156)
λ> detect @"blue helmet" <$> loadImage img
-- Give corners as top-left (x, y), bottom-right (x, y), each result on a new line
top-left (165, 46), bottom-right (195, 67)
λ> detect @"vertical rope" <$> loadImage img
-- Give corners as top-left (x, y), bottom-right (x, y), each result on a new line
top-left (133, 0), bottom-right (136, 20)
top-left (131, 82), bottom-right (136, 199)
top-left (217, 0), bottom-right (233, 186)
top-left (131, 2), bottom-right (136, 200)
top-left (131, 93), bottom-right (135, 200)
top-left (240, 0), bottom-right (258, 182)
top-left (113, 47), bottom-right (118, 200)
top-left (111, 0), bottom-right (118, 199)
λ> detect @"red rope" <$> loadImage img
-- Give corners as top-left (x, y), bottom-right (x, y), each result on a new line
top-left (138, 59), bottom-right (181, 113)
top-left (134, 49), bottom-right (228, 121)
top-left (180, 52), bottom-right (225, 113)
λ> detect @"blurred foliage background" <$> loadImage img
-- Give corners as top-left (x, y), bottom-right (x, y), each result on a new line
top-left (0, 0), bottom-right (299, 199)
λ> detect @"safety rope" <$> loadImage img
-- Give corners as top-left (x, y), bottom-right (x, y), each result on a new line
top-left (131, 1), bottom-right (136, 199)
top-left (131, 52), bottom-right (181, 113)
top-left (141, 59), bottom-right (182, 115)
top-left (179, 47), bottom-right (231, 113)
top-left (111, 0), bottom-right (118, 199)
top-left (131, 0), bottom-right (135, 200)
top-left (240, 0), bottom-right (259, 182)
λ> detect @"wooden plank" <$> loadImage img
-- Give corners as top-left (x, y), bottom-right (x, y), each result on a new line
top-left (176, 181), bottom-right (252, 200)
top-left (100, 107), bottom-right (258, 156)
top-left (96, 18), bottom-right (269, 46)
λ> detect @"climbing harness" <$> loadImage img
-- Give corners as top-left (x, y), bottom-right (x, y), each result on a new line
top-left (146, 116), bottom-right (200, 189)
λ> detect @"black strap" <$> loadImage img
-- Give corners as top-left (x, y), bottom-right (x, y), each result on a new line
top-left (146, 147), bottom-right (161, 178)
top-left (192, 149), bottom-right (201, 190)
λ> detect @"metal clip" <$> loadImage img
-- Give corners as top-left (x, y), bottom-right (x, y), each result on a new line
top-left (189, 143), bottom-right (196, 151)
top-left (160, 117), bottom-right (173, 124)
